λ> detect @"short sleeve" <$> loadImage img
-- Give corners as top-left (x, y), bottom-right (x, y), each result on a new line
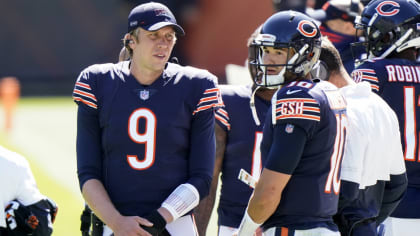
top-left (192, 74), bottom-right (223, 115)
top-left (352, 61), bottom-right (380, 93)
top-left (273, 90), bottom-right (320, 134)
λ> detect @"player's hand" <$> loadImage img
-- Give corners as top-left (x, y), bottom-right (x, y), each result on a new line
top-left (111, 215), bottom-right (153, 236)
top-left (142, 210), bottom-right (168, 235)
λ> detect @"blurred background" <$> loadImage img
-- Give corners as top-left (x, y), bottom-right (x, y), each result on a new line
top-left (0, 0), bottom-right (277, 96)
top-left (0, 0), bottom-right (331, 235)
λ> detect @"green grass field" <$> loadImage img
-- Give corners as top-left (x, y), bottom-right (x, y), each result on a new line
top-left (0, 97), bottom-right (219, 236)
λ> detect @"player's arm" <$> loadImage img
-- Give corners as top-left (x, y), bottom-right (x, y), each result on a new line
top-left (148, 106), bottom-right (217, 232)
top-left (194, 123), bottom-right (227, 235)
top-left (159, 107), bottom-right (216, 223)
top-left (376, 173), bottom-right (407, 224)
top-left (238, 123), bottom-right (306, 235)
top-left (144, 81), bottom-right (221, 234)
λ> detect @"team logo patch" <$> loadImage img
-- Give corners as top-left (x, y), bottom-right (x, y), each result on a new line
top-left (275, 98), bottom-right (321, 121)
top-left (155, 9), bottom-right (170, 17)
top-left (139, 90), bottom-right (150, 100)
top-left (375, 1), bottom-right (400, 16)
top-left (297, 20), bottom-right (317, 38)
top-left (285, 124), bottom-right (295, 133)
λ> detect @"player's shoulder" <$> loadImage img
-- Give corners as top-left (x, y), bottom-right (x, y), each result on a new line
top-left (279, 80), bottom-right (336, 100)
top-left (353, 57), bottom-right (399, 73)
top-left (81, 62), bottom-right (122, 75)
top-left (279, 80), bottom-right (346, 113)
top-left (78, 61), bottom-right (127, 83)
top-left (219, 84), bottom-right (251, 98)
top-left (166, 63), bottom-right (218, 83)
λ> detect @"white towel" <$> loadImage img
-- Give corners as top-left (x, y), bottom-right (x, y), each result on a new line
top-left (339, 82), bottom-right (405, 189)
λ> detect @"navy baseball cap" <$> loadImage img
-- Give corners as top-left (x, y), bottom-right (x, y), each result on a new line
top-left (307, 0), bottom-right (361, 22)
top-left (128, 2), bottom-right (185, 36)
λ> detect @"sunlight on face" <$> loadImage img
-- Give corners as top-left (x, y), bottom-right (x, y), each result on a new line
top-left (131, 26), bottom-right (177, 72)
top-left (261, 46), bottom-right (295, 74)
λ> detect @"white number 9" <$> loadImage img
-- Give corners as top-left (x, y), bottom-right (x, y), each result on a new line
top-left (127, 108), bottom-right (156, 170)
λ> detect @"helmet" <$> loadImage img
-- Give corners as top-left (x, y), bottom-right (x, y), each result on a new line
top-left (354, 0), bottom-right (420, 59)
top-left (249, 11), bottom-right (321, 87)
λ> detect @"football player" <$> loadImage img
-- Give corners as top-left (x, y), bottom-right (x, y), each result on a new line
top-left (320, 37), bottom-right (407, 236)
top-left (0, 145), bottom-right (58, 236)
top-left (351, 0), bottom-right (420, 235)
top-left (194, 26), bottom-right (275, 236)
top-left (236, 11), bottom-right (346, 236)
top-left (72, 2), bottom-right (222, 236)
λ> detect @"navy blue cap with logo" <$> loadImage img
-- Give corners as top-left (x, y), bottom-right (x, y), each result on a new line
top-left (127, 2), bottom-right (185, 36)
top-left (307, 0), bottom-right (361, 22)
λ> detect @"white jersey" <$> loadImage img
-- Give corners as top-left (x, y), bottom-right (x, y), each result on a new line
top-left (339, 81), bottom-right (406, 188)
top-left (0, 145), bottom-right (45, 227)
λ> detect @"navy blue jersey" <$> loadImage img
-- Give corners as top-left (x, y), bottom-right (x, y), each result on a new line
top-left (214, 85), bottom-right (270, 228)
top-left (353, 58), bottom-right (420, 218)
top-left (72, 61), bottom-right (222, 217)
top-left (261, 80), bottom-right (347, 230)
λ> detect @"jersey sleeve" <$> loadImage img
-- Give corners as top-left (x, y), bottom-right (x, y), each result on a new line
top-left (72, 68), bottom-right (103, 190)
top-left (187, 75), bottom-right (221, 199)
top-left (192, 73), bottom-right (223, 116)
top-left (273, 90), bottom-right (320, 135)
top-left (72, 69), bottom-right (98, 110)
top-left (352, 61), bottom-right (380, 93)
top-left (215, 106), bottom-right (231, 131)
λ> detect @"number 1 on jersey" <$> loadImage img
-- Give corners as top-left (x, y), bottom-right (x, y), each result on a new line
top-left (404, 86), bottom-right (418, 161)
top-left (251, 132), bottom-right (263, 181)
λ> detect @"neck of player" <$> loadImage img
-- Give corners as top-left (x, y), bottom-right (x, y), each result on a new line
top-left (129, 59), bottom-right (164, 86)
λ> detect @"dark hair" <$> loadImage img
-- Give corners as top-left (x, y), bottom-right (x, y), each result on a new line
top-left (319, 36), bottom-right (343, 73)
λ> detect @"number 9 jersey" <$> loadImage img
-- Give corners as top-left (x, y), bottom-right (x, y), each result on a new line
top-left (72, 61), bottom-right (223, 217)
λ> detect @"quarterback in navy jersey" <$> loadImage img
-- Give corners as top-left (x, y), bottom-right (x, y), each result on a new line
top-left (236, 11), bottom-right (346, 236)
top-left (73, 2), bottom-right (222, 236)
top-left (351, 0), bottom-right (420, 234)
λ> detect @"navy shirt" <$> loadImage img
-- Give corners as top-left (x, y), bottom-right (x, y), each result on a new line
top-left (73, 61), bottom-right (222, 217)
top-left (261, 80), bottom-right (347, 230)
top-left (215, 85), bottom-right (270, 228)
top-left (353, 58), bottom-right (420, 218)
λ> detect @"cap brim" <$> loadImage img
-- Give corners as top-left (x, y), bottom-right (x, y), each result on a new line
top-left (306, 9), bottom-right (328, 22)
top-left (147, 22), bottom-right (185, 36)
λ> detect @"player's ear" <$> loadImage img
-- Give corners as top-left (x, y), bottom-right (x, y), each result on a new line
top-left (123, 33), bottom-right (135, 49)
